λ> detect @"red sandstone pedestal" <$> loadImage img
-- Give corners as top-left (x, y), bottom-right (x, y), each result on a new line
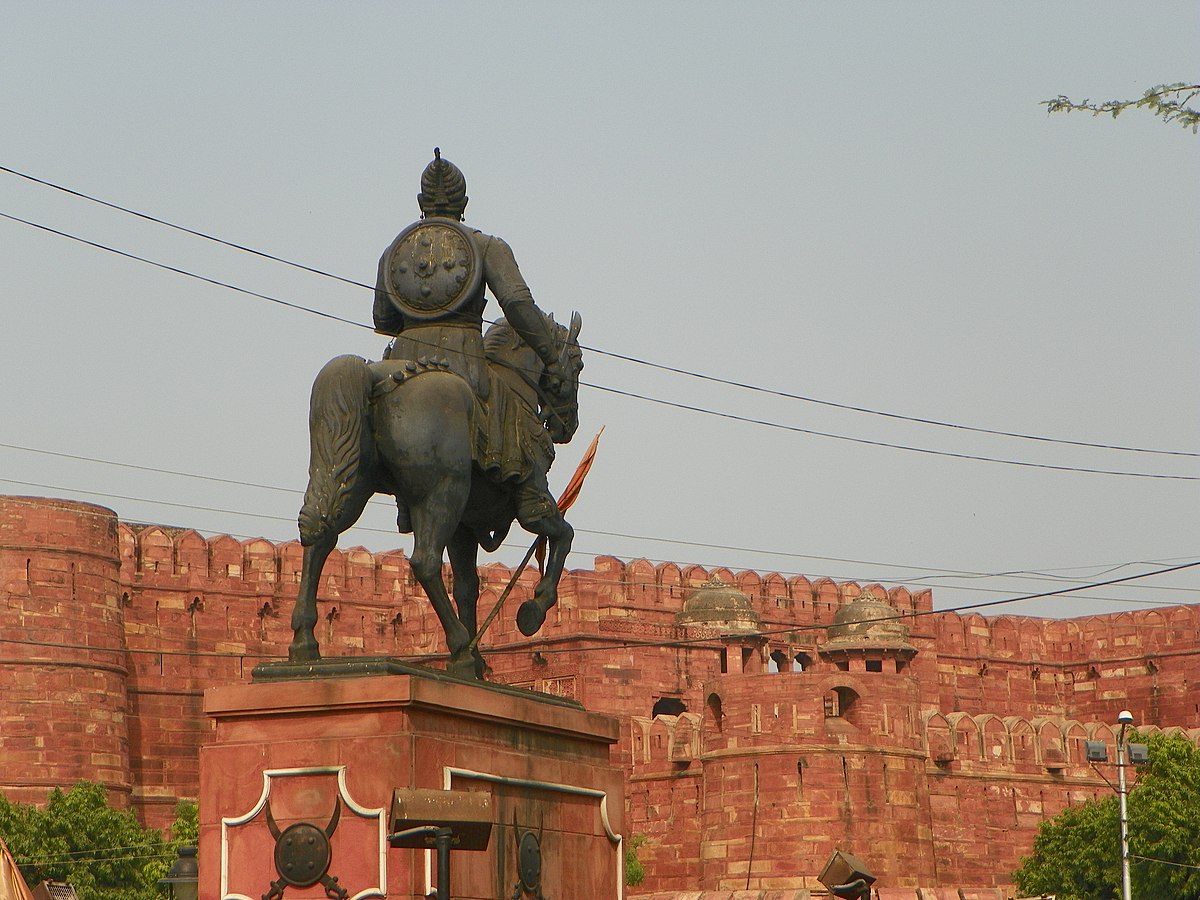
top-left (201, 672), bottom-right (624, 899)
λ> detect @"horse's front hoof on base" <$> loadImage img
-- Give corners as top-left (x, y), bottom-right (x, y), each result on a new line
top-left (446, 653), bottom-right (480, 680)
top-left (516, 600), bottom-right (546, 637)
top-left (288, 636), bottom-right (321, 663)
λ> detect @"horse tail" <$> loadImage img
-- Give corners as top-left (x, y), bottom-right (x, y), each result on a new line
top-left (298, 355), bottom-right (373, 547)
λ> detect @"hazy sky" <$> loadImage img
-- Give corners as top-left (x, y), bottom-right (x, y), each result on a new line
top-left (1, 3), bottom-right (1196, 620)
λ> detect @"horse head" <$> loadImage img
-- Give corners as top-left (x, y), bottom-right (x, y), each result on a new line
top-left (542, 311), bottom-right (583, 444)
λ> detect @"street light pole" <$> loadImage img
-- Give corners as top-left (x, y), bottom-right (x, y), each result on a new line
top-left (1117, 711), bottom-right (1133, 900)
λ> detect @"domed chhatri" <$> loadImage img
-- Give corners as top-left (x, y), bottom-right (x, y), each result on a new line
top-left (825, 591), bottom-right (916, 651)
top-left (675, 577), bottom-right (761, 634)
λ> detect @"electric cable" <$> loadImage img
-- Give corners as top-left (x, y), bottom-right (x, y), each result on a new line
top-left (3, 209), bottom-right (1195, 480)
top-left (1130, 855), bottom-right (1200, 871)
top-left (0, 481), bottom-right (1194, 606)
top-left (2, 161), bottom-right (1196, 460)
top-left (2, 441), bottom-right (1196, 592)
top-left (3, 559), bottom-right (1196, 664)
top-left (477, 558), bottom-right (1200, 656)
top-left (586, 382), bottom-right (1200, 480)
top-left (0, 210), bottom-right (367, 329)
top-left (0, 162), bottom-right (374, 291)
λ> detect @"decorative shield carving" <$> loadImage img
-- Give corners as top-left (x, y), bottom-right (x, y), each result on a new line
top-left (380, 219), bottom-right (481, 321)
top-left (221, 766), bottom-right (386, 900)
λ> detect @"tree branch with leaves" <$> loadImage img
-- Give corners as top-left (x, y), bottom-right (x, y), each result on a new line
top-left (1043, 83), bottom-right (1199, 132)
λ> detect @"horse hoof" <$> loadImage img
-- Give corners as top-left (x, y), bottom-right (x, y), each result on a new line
top-left (447, 655), bottom-right (479, 680)
top-left (516, 600), bottom-right (546, 637)
top-left (288, 637), bottom-right (321, 663)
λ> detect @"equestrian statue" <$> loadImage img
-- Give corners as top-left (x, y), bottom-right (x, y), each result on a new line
top-left (288, 149), bottom-right (584, 679)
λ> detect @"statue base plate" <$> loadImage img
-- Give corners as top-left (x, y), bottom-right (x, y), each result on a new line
top-left (251, 655), bottom-right (584, 710)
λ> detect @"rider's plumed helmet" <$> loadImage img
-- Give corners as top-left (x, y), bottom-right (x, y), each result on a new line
top-left (417, 148), bottom-right (468, 220)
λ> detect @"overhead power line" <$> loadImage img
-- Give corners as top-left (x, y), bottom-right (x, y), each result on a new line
top-left (2, 210), bottom-right (1195, 481)
top-left (587, 346), bottom-right (1200, 459)
top-left (2, 447), bottom-right (1198, 596)
top-left (0, 210), bottom-right (366, 329)
top-left (3, 559), bottom-right (1196, 666)
top-left (485, 558), bottom-right (1200, 656)
top-left (0, 162), bottom-right (373, 291)
top-left (1, 479), bottom-right (1195, 609)
top-left (587, 383), bottom-right (1200, 481)
top-left (2, 162), bottom-right (1196, 460)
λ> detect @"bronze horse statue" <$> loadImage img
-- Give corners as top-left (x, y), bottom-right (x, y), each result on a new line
top-left (287, 311), bottom-right (583, 679)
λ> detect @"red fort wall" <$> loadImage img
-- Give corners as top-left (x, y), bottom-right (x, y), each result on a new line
top-left (1, 496), bottom-right (1197, 896)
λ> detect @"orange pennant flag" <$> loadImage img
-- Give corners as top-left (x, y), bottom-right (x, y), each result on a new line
top-left (557, 425), bottom-right (604, 513)
top-left (536, 427), bottom-right (604, 573)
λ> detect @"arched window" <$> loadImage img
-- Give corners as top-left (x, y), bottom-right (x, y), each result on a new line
top-left (824, 686), bottom-right (860, 724)
top-left (706, 692), bottom-right (724, 733)
top-left (652, 697), bottom-right (687, 717)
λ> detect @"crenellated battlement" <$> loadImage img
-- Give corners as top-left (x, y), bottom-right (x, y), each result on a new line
top-left (931, 605), bottom-right (1200, 662)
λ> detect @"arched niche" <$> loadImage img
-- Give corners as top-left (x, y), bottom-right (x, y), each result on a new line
top-left (924, 711), bottom-right (954, 764)
top-left (980, 715), bottom-right (1009, 762)
top-left (950, 713), bottom-right (982, 761)
top-left (138, 526), bottom-right (173, 574)
top-left (175, 530), bottom-right (209, 576)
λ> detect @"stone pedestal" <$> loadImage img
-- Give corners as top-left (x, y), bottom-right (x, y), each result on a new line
top-left (201, 671), bottom-right (625, 899)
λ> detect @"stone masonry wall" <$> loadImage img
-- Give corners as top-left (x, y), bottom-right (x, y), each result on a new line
top-left (1, 495), bottom-right (1197, 894)
top-left (0, 498), bottom-right (129, 807)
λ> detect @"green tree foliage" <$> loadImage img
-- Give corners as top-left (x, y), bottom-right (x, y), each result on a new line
top-left (0, 782), bottom-right (196, 900)
top-left (1043, 83), bottom-right (1200, 132)
top-left (624, 833), bottom-right (647, 887)
top-left (141, 800), bottom-right (199, 889)
top-left (1014, 734), bottom-right (1200, 899)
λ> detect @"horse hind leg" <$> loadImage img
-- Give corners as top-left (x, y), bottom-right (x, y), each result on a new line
top-left (401, 474), bottom-right (479, 678)
top-left (290, 535), bottom-right (334, 662)
top-left (447, 525), bottom-right (486, 678)
top-left (289, 355), bottom-right (375, 663)
top-left (290, 477), bottom-right (374, 661)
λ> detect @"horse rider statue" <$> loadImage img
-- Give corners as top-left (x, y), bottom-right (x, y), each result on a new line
top-left (372, 148), bottom-right (573, 546)
top-left (286, 149), bottom-right (583, 674)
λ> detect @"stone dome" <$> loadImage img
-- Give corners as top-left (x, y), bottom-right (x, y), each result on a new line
top-left (675, 577), bottom-right (761, 634)
top-left (825, 592), bottom-right (915, 651)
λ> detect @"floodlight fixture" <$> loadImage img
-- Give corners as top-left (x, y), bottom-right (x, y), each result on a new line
top-left (389, 788), bottom-right (493, 900)
top-left (157, 846), bottom-right (198, 900)
top-left (817, 849), bottom-right (876, 900)
top-left (1085, 740), bottom-right (1108, 763)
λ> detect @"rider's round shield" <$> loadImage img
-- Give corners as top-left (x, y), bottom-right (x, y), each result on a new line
top-left (380, 218), bottom-right (482, 321)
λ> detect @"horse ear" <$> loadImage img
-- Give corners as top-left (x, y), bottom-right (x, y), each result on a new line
top-left (568, 312), bottom-right (582, 342)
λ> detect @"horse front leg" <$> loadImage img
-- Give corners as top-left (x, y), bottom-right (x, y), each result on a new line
top-left (447, 525), bottom-right (486, 678)
top-left (516, 512), bottom-right (574, 637)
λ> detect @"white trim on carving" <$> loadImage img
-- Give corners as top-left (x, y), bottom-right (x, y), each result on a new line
top-left (219, 765), bottom-right (386, 900)
top-left (416, 766), bottom-right (624, 898)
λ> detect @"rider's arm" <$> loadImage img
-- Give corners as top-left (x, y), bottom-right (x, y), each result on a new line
top-left (482, 236), bottom-right (559, 367)
top-left (373, 252), bottom-right (406, 335)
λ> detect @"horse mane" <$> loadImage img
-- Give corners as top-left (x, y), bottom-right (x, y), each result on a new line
top-left (483, 313), bottom-right (579, 444)
top-left (483, 314), bottom-right (563, 373)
